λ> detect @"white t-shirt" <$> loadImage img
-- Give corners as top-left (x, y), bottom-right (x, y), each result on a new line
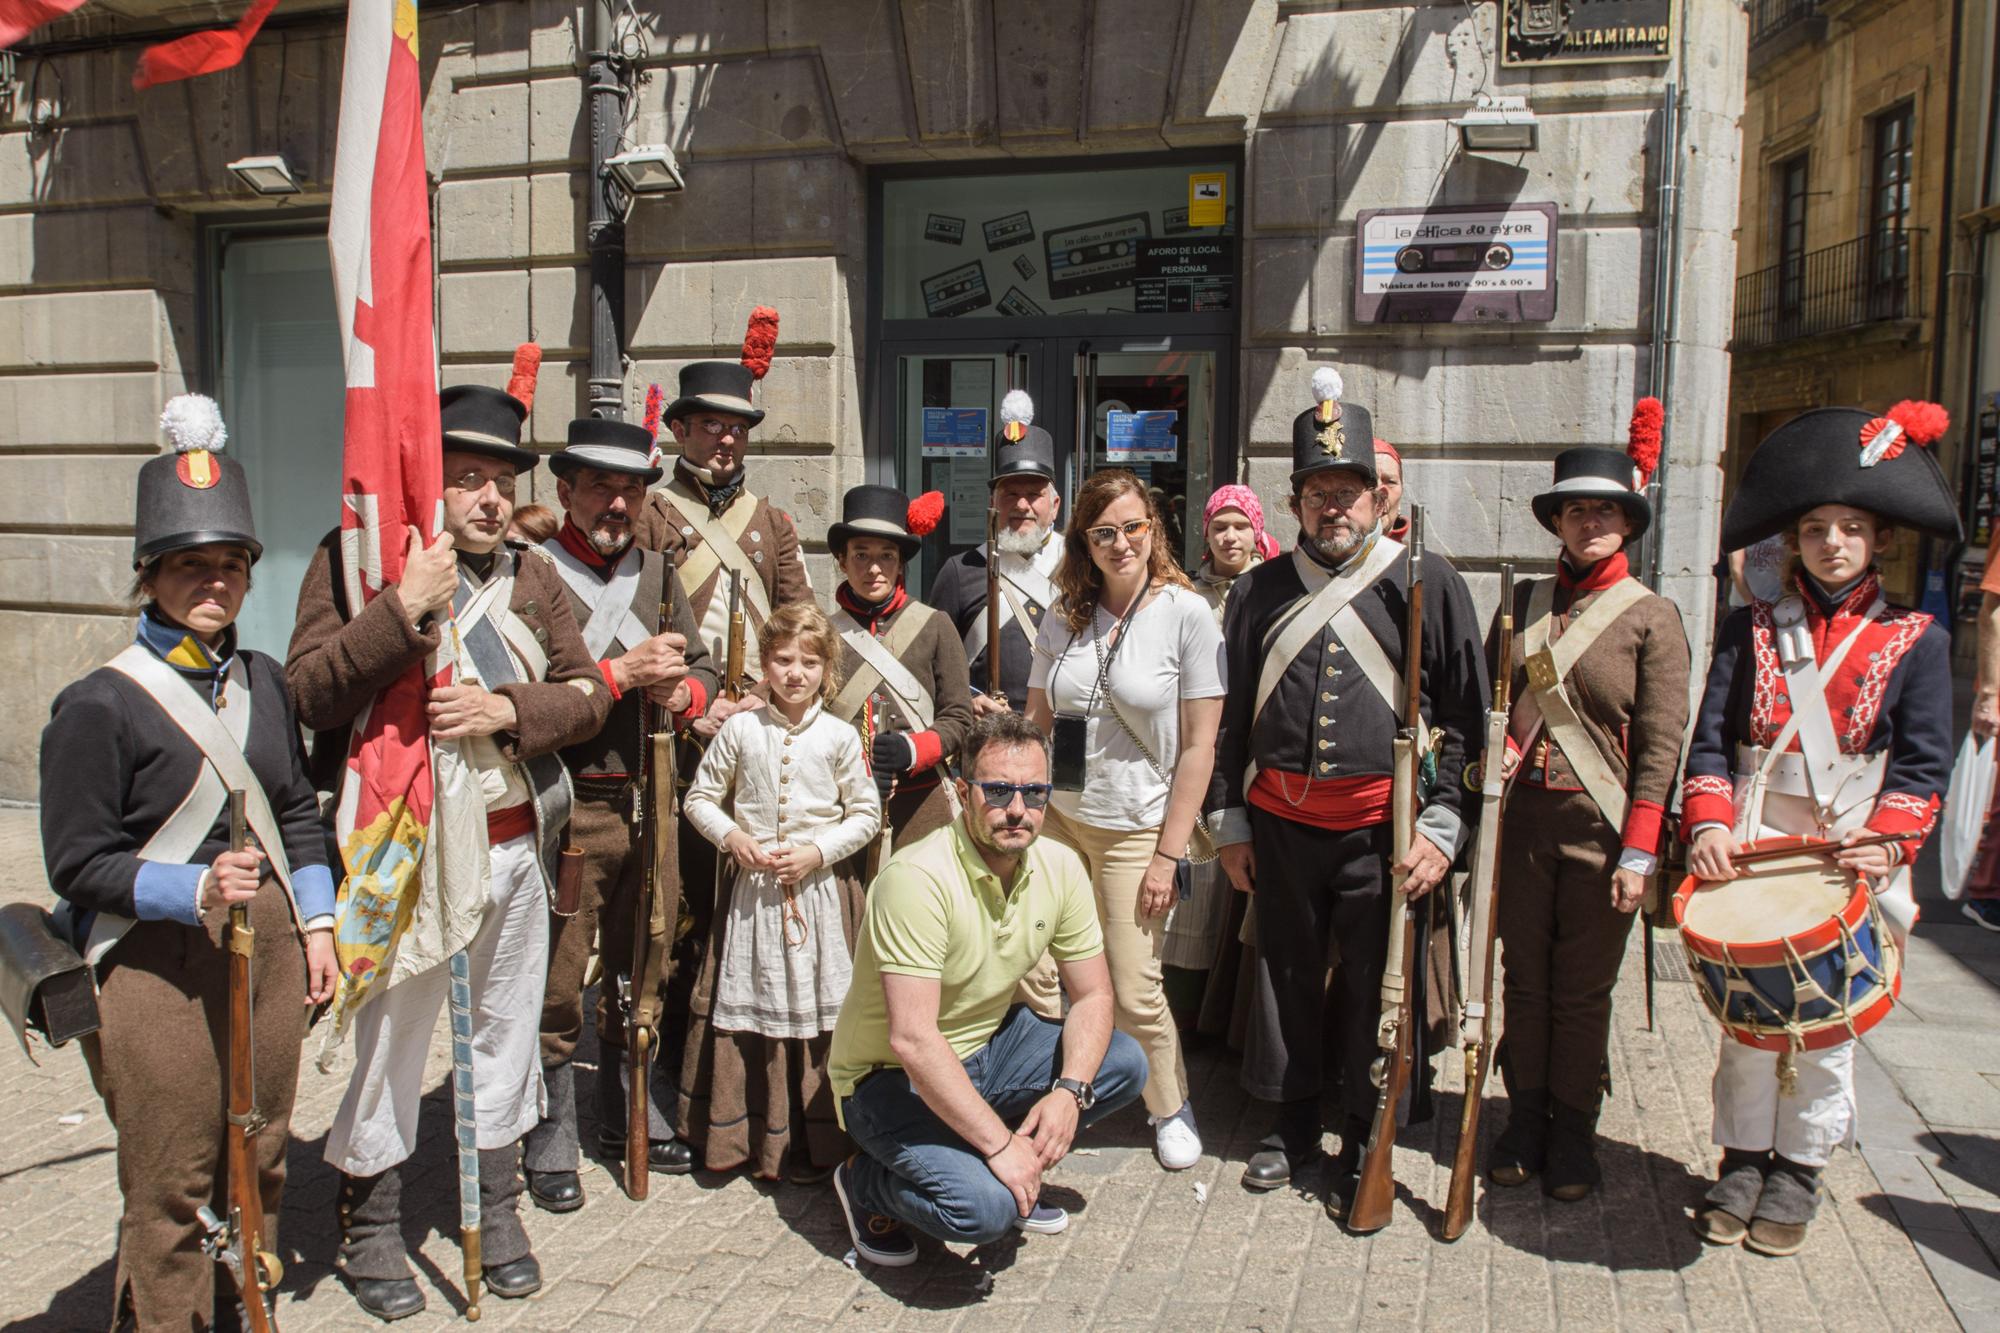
top-left (1028, 583), bottom-right (1227, 831)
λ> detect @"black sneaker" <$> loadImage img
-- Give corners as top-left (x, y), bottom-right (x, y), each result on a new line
top-left (833, 1158), bottom-right (917, 1267)
top-left (1965, 900), bottom-right (2000, 932)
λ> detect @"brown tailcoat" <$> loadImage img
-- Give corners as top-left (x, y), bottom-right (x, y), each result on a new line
top-left (285, 530), bottom-right (612, 789)
top-left (631, 470), bottom-right (812, 626)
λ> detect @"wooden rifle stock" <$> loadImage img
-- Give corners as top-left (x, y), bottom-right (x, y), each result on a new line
top-left (1349, 507), bottom-right (1426, 1235)
top-left (1443, 563), bottom-right (1515, 1242)
top-left (985, 510), bottom-right (1002, 699)
top-left (626, 586), bottom-right (681, 1200)
top-left (724, 571), bottom-right (747, 701)
top-left (219, 790), bottom-right (280, 1331)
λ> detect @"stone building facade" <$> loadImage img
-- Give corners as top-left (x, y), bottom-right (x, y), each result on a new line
top-left (1727, 0), bottom-right (1959, 605)
top-left (0, 0), bottom-right (1745, 801)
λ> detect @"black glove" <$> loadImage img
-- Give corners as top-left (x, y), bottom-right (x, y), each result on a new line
top-left (870, 732), bottom-right (917, 777)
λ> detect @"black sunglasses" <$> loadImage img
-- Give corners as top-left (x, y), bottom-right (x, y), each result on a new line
top-left (970, 780), bottom-right (1053, 810)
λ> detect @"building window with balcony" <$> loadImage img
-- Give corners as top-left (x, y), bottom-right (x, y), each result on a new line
top-left (1775, 153), bottom-right (1809, 335)
top-left (1868, 102), bottom-right (1915, 320)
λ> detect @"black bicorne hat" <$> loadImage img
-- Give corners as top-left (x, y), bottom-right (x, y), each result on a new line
top-left (441, 384), bottom-right (537, 473)
top-left (1290, 368), bottom-right (1376, 487)
top-left (665, 361), bottom-right (766, 427)
top-left (991, 389), bottom-right (1056, 483)
top-left (549, 417), bottom-right (664, 483)
top-left (134, 394), bottom-right (261, 567)
top-left (1722, 404), bottom-right (1962, 551)
top-left (1531, 447), bottom-right (1653, 541)
top-left (828, 484), bottom-right (940, 560)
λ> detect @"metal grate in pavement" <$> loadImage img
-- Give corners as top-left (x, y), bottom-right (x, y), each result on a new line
top-left (1649, 927), bottom-right (1692, 982)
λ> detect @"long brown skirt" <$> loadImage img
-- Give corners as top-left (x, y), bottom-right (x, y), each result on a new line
top-left (674, 863), bottom-right (866, 1178)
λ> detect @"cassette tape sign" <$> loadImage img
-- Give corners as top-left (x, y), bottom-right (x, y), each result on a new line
top-left (1354, 204), bottom-right (1558, 324)
top-left (1046, 213), bottom-right (1152, 302)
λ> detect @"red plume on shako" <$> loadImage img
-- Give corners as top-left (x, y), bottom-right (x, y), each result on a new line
top-left (741, 306), bottom-right (780, 381)
top-left (907, 491), bottom-right (946, 536)
top-left (1858, 400), bottom-right (1949, 467)
top-left (505, 342), bottom-right (542, 413)
top-left (1628, 396), bottom-right (1663, 489)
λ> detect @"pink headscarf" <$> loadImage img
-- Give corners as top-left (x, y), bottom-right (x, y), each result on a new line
top-left (1205, 483), bottom-right (1280, 561)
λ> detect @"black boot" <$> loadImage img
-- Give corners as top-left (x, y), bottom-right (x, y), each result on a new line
top-left (1543, 1097), bottom-right (1601, 1202)
top-left (1242, 1098), bottom-right (1321, 1192)
top-left (1746, 1156), bottom-right (1822, 1257)
top-left (1323, 1115), bottom-right (1372, 1222)
top-left (1490, 1087), bottom-right (1549, 1187)
top-left (524, 1060), bottom-right (585, 1213)
top-left (478, 1144), bottom-right (543, 1298)
top-left (595, 1048), bottom-right (694, 1174)
top-left (1694, 1148), bottom-right (1771, 1246)
top-left (338, 1169), bottom-right (426, 1322)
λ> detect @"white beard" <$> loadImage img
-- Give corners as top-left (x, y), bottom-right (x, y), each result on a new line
top-left (996, 523), bottom-right (1052, 556)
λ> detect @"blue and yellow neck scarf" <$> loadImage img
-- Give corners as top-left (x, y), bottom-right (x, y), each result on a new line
top-left (136, 607), bottom-right (237, 709)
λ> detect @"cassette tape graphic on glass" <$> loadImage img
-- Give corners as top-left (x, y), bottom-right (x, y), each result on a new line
top-left (1045, 213), bottom-right (1152, 302)
top-left (921, 261), bottom-right (993, 319)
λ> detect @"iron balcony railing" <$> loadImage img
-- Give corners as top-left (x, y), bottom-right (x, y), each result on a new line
top-left (1749, 0), bottom-right (1821, 47)
top-left (1732, 230), bottom-right (1925, 352)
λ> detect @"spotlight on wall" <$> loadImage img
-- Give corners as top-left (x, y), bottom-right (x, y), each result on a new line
top-left (1453, 94), bottom-right (1539, 154)
top-left (226, 153), bottom-right (301, 196)
top-left (604, 145), bottom-right (685, 196)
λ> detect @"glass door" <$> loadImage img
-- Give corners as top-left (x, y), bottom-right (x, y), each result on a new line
top-left (1056, 337), bottom-right (1226, 573)
top-left (883, 342), bottom-right (1045, 592)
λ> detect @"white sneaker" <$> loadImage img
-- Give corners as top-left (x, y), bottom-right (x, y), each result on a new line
top-left (1152, 1103), bottom-right (1203, 1171)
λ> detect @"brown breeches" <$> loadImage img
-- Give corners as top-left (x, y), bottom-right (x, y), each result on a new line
top-left (82, 880), bottom-right (305, 1332)
top-left (1494, 784), bottom-right (1637, 1111)
top-left (538, 792), bottom-right (637, 1063)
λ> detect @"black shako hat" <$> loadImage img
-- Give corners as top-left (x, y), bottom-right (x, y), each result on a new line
top-left (549, 417), bottom-right (664, 484)
top-left (134, 394), bottom-right (262, 567)
top-left (829, 484), bottom-right (928, 560)
top-left (1531, 448), bottom-right (1653, 542)
top-left (992, 389), bottom-right (1056, 483)
top-left (440, 384), bottom-right (537, 473)
top-left (1722, 405), bottom-right (1962, 551)
top-left (1290, 367), bottom-right (1376, 488)
top-left (665, 361), bottom-right (766, 427)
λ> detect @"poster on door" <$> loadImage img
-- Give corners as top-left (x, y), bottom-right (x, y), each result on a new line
top-left (1105, 409), bottom-right (1178, 463)
top-left (921, 407), bottom-right (988, 458)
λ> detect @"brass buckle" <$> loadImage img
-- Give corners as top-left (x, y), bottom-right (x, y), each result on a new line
top-left (1524, 648), bottom-right (1560, 693)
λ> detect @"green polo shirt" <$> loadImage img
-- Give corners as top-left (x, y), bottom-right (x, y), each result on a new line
top-left (828, 820), bottom-right (1103, 1113)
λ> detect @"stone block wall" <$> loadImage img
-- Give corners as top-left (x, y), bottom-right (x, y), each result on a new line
top-left (0, 0), bottom-right (1741, 800)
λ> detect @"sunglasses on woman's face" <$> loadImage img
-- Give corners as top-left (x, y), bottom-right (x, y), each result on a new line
top-left (1084, 518), bottom-right (1152, 549)
top-left (971, 780), bottom-right (1054, 810)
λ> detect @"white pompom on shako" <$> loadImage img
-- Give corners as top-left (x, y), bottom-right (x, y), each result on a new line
top-left (1000, 388), bottom-right (1035, 442)
top-left (1311, 366), bottom-right (1343, 405)
top-left (159, 393), bottom-right (227, 455)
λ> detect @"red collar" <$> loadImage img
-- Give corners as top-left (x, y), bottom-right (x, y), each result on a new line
top-left (1557, 550), bottom-right (1629, 595)
top-left (1798, 569), bottom-right (1883, 623)
top-left (835, 581), bottom-right (908, 625)
top-left (557, 519), bottom-right (614, 571)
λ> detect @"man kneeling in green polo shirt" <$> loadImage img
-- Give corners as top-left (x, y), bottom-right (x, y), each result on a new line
top-left (829, 710), bottom-right (1147, 1263)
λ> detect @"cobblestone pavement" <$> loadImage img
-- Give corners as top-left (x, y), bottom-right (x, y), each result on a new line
top-left (0, 804), bottom-right (1964, 1330)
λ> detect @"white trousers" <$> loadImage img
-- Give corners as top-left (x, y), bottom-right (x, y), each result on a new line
top-left (324, 834), bottom-right (550, 1177)
top-left (1712, 1039), bottom-right (1855, 1167)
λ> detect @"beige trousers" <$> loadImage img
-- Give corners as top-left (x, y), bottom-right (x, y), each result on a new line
top-left (1043, 807), bottom-right (1188, 1118)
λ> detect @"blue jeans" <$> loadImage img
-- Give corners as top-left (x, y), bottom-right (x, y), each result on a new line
top-left (841, 1004), bottom-right (1147, 1245)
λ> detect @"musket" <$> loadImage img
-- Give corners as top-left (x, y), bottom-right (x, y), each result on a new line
top-left (624, 586), bottom-right (681, 1201)
top-left (724, 571), bottom-right (747, 702)
top-left (985, 509), bottom-right (1003, 700)
top-left (202, 790), bottom-right (281, 1332)
top-left (1349, 505), bottom-right (1426, 1235)
top-left (864, 695), bottom-right (895, 882)
top-left (1443, 563), bottom-right (1515, 1242)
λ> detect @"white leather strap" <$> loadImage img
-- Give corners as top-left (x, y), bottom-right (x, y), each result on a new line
top-left (1517, 576), bottom-right (1653, 829)
top-left (658, 480), bottom-right (773, 627)
top-left (1253, 539), bottom-right (1405, 726)
top-left (960, 549), bottom-right (1056, 666)
top-left (830, 606), bottom-right (939, 731)
top-left (542, 540), bottom-right (650, 660)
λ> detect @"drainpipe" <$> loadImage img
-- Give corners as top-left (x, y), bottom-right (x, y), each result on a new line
top-left (1641, 78), bottom-right (1683, 591)
top-left (586, 0), bottom-right (628, 420)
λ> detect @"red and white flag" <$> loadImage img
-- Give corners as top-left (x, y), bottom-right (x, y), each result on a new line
top-left (322, 0), bottom-right (445, 1037)
top-left (0, 0), bottom-right (91, 49)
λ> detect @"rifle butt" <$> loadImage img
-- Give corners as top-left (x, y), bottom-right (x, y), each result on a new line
top-left (1349, 905), bottom-right (1419, 1235)
top-left (626, 1025), bottom-right (652, 1201)
top-left (1441, 1042), bottom-right (1491, 1242)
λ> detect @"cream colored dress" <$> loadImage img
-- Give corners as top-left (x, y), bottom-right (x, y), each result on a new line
top-left (684, 702), bottom-right (882, 1038)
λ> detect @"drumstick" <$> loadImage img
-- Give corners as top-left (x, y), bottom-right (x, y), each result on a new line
top-left (1728, 831), bottom-right (1904, 869)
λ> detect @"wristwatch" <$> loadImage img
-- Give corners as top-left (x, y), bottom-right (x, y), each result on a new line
top-left (1050, 1076), bottom-right (1096, 1110)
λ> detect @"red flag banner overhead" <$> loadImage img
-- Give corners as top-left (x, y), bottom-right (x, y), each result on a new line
top-left (323, 0), bottom-right (442, 1034)
top-left (0, 0), bottom-right (91, 48)
top-left (133, 0), bottom-right (278, 91)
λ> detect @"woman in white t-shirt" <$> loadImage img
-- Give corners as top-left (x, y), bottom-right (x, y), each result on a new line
top-left (1027, 469), bottom-right (1226, 1172)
